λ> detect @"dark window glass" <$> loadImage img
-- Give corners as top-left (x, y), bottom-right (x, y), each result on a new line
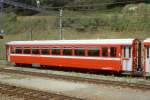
top-left (88, 48), bottom-right (99, 57)
top-left (63, 48), bottom-right (72, 56)
top-left (15, 48), bottom-right (22, 54)
top-left (75, 48), bottom-right (85, 56)
top-left (147, 47), bottom-right (149, 58)
top-left (102, 47), bottom-right (108, 57)
top-left (129, 47), bottom-right (131, 58)
top-left (11, 48), bottom-right (16, 54)
top-left (52, 48), bottom-right (60, 55)
top-left (124, 47), bottom-right (126, 58)
top-left (32, 48), bottom-right (40, 54)
top-left (23, 48), bottom-right (30, 54)
top-left (110, 47), bottom-right (117, 57)
top-left (41, 48), bottom-right (49, 55)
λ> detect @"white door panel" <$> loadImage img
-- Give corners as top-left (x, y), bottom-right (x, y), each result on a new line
top-left (123, 46), bottom-right (132, 71)
top-left (146, 47), bottom-right (150, 73)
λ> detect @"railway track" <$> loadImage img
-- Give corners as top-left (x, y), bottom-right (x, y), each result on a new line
top-left (0, 68), bottom-right (150, 91)
top-left (0, 83), bottom-right (82, 100)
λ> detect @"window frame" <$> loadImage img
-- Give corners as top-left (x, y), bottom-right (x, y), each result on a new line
top-left (102, 47), bottom-right (108, 57)
top-left (110, 47), bottom-right (117, 57)
top-left (87, 47), bottom-right (100, 57)
top-left (52, 47), bottom-right (61, 55)
top-left (23, 47), bottom-right (31, 54)
top-left (41, 47), bottom-right (50, 55)
top-left (15, 47), bottom-right (22, 54)
top-left (74, 47), bottom-right (85, 56)
top-left (62, 47), bottom-right (72, 56)
top-left (147, 46), bottom-right (149, 58)
top-left (32, 47), bottom-right (40, 55)
top-left (123, 46), bottom-right (131, 58)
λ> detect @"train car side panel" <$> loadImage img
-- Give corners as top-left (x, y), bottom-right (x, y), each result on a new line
top-left (10, 54), bottom-right (121, 72)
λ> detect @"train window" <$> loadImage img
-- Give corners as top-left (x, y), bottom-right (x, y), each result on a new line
top-left (110, 47), bottom-right (117, 57)
top-left (15, 48), bottom-right (22, 54)
top-left (147, 47), bottom-right (149, 58)
top-left (75, 48), bottom-right (85, 56)
top-left (129, 47), bottom-right (131, 58)
top-left (52, 48), bottom-right (60, 55)
top-left (41, 48), bottom-right (49, 55)
top-left (11, 48), bottom-right (16, 54)
top-left (124, 46), bottom-right (131, 58)
top-left (23, 48), bottom-right (31, 54)
top-left (32, 48), bottom-right (40, 54)
top-left (88, 48), bottom-right (99, 57)
top-left (123, 47), bottom-right (126, 58)
top-left (102, 47), bottom-right (108, 57)
top-left (63, 48), bottom-right (72, 56)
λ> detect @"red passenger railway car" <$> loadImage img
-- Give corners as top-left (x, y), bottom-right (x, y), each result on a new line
top-left (6, 39), bottom-right (141, 75)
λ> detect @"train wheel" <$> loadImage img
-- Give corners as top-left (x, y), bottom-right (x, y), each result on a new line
top-left (15, 63), bottom-right (21, 67)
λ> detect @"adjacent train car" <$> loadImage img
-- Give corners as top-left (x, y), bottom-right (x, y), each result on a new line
top-left (6, 39), bottom-right (141, 74)
top-left (143, 38), bottom-right (150, 76)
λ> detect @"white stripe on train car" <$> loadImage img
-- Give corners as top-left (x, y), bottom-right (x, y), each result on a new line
top-left (6, 39), bottom-right (135, 45)
top-left (144, 38), bottom-right (150, 43)
top-left (10, 54), bottom-right (121, 61)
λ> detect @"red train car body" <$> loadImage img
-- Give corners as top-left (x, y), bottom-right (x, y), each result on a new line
top-left (6, 39), bottom-right (141, 74)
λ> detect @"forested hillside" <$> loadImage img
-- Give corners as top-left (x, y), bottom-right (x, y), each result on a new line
top-left (1, 0), bottom-right (150, 38)
top-left (12, 0), bottom-right (149, 7)
top-left (0, 0), bottom-right (150, 59)
top-left (8, 0), bottom-right (150, 15)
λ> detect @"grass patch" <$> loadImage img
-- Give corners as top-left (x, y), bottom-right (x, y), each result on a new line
top-left (1, 3), bottom-right (150, 58)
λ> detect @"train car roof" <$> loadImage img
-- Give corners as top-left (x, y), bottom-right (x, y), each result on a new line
top-left (6, 39), bottom-right (135, 46)
top-left (143, 38), bottom-right (150, 46)
top-left (144, 38), bottom-right (150, 43)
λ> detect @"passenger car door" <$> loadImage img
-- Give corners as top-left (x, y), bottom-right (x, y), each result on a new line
top-left (122, 46), bottom-right (132, 72)
top-left (146, 47), bottom-right (150, 73)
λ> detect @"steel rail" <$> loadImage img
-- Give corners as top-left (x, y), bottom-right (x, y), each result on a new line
top-left (0, 68), bottom-right (150, 91)
top-left (0, 82), bottom-right (82, 100)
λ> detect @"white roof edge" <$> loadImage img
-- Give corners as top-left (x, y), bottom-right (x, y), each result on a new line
top-left (143, 38), bottom-right (150, 43)
top-left (6, 39), bottom-right (135, 45)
